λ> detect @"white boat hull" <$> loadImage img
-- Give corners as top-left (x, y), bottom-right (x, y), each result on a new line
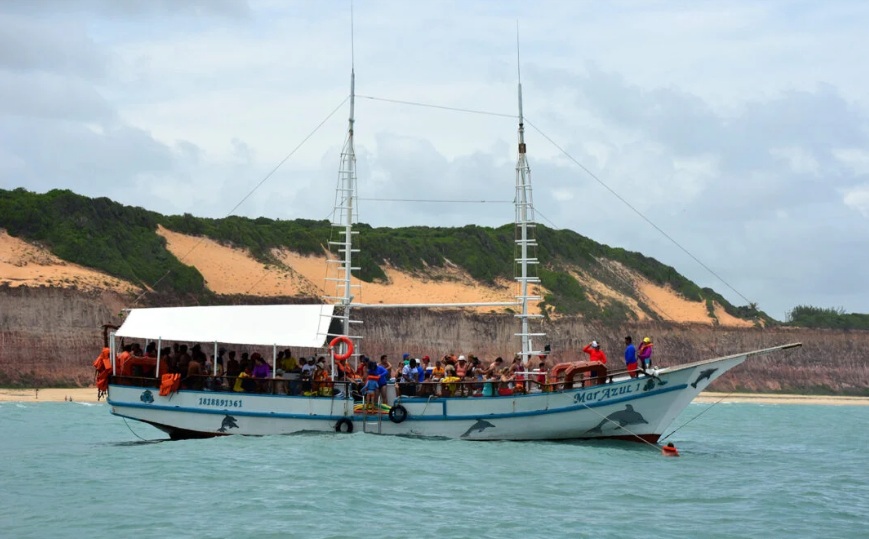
top-left (108, 345), bottom-right (793, 441)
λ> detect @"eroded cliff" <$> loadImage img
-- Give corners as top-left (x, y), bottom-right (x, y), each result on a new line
top-left (1, 287), bottom-right (865, 394)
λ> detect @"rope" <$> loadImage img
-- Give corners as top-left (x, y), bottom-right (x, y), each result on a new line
top-left (122, 417), bottom-right (148, 442)
top-left (351, 92), bottom-right (749, 307)
top-left (357, 94), bottom-right (516, 119)
top-left (659, 391), bottom-right (734, 442)
top-left (358, 197), bottom-right (512, 204)
top-left (133, 96), bottom-right (350, 304)
top-left (574, 399), bottom-right (661, 453)
top-left (524, 117), bottom-right (754, 307)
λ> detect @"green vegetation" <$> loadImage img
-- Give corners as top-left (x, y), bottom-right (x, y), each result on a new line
top-left (0, 188), bottom-right (770, 323)
top-left (0, 189), bottom-right (205, 294)
top-left (786, 305), bottom-right (869, 330)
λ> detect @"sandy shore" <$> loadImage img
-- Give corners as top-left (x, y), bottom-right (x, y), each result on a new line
top-left (1, 387), bottom-right (867, 405)
top-left (693, 392), bottom-right (869, 406)
top-left (0, 387), bottom-right (102, 403)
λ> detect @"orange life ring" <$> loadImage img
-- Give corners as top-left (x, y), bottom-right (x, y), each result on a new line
top-left (661, 443), bottom-right (680, 457)
top-left (329, 336), bottom-right (354, 361)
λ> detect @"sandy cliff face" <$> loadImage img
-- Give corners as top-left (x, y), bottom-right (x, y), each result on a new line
top-left (0, 286), bottom-right (127, 385)
top-left (0, 230), bottom-right (138, 293)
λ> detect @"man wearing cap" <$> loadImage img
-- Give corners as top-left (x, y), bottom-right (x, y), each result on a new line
top-left (582, 341), bottom-right (607, 364)
top-left (638, 337), bottom-right (654, 371)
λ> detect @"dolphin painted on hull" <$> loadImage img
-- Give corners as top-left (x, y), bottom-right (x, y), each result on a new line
top-left (691, 368), bottom-right (718, 388)
top-left (461, 419), bottom-right (495, 438)
top-left (217, 415), bottom-right (239, 433)
top-left (586, 405), bottom-right (648, 434)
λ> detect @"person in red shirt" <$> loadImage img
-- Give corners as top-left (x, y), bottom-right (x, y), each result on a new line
top-left (582, 340), bottom-right (607, 364)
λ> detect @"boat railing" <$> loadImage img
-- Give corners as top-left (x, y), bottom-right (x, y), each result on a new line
top-left (110, 367), bottom-right (646, 398)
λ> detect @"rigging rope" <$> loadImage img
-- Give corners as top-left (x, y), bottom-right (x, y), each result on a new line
top-left (357, 94), bottom-right (516, 119)
top-left (353, 92), bottom-right (757, 315)
top-left (524, 118), bottom-right (754, 307)
top-left (133, 96), bottom-right (350, 304)
top-left (574, 396), bottom-right (662, 453)
top-left (659, 391), bottom-right (734, 442)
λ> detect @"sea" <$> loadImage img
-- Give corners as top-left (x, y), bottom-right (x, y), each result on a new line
top-left (0, 401), bottom-right (866, 539)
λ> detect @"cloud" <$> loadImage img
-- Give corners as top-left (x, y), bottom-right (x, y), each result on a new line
top-left (0, 14), bottom-right (105, 76)
top-left (0, 0), bottom-right (250, 18)
top-left (844, 183), bottom-right (869, 217)
top-left (1, 0), bottom-right (869, 319)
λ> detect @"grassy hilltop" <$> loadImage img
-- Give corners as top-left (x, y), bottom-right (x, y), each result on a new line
top-left (0, 186), bottom-right (789, 325)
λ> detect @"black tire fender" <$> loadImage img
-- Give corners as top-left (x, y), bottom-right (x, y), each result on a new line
top-left (388, 404), bottom-right (408, 424)
top-left (335, 417), bottom-right (353, 433)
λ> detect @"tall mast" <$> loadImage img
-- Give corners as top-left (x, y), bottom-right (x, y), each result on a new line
top-left (326, 8), bottom-right (360, 344)
top-left (514, 25), bottom-right (544, 365)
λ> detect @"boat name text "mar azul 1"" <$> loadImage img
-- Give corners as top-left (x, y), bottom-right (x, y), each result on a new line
top-left (573, 382), bottom-right (650, 404)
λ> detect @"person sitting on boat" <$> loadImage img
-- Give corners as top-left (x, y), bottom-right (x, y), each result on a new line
top-left (313, 360), bottom-right (332, 396)
top-left (281, 349), bottom-right (297, 372)
top-left (176, 344), bottom-right (192, 374)
top-left (466, 356), bottom-right (480, 380)
top-left (252, 354), bottom-right (271, 392)
top-left (638, 337), bottom-right (654, 371)
top-left (233, 365), bottom-right (254, 392)
top-left (498, 367), bottom-right (515, 396)
top-left (440, 367), bottom-right (461, 397)
top-left (481, 357), bottom-right (504, 378)
top-left (481, 371), bottom-right (496, 397)
top-left (399, 359), bottom-right (420, 397)
top-left (186, 350), bottom-right (204, 390)
top-left (431, 360), bottom-right (445, 381)
top-left (534, 360), bottom-right (547, 392)
top-left (225, 350), bottom-right (240, 388)
top-left (511, 356), bottom-right (526, 393)
top-left (421, 355), bottom-right (432, 378)
top-left (454, 356), bottom-right (470, 396)
top-left (624, 336), bottom-right (639, 378)
top-left (300, 357), bottom-right (316, 377)
top-left (378, 355), bottom-right (393, 378)
top-left (117, 344), bottom-right (132, 377)
top-left (582, 341), bottom-right (607, 364)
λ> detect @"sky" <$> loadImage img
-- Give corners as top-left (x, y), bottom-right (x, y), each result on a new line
top-left (1, 0), bottom-right (868, 320)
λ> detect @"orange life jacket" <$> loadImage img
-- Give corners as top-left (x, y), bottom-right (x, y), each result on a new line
top-left (159, 373), bottom-right (181, 396)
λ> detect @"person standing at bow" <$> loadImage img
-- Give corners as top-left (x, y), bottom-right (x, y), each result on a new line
top-left (624, 336), bottom-right (638, 378)
top-left (582, 341), bottom-right (607, 364)
top-left (638, 337), bottom-right (654, 371)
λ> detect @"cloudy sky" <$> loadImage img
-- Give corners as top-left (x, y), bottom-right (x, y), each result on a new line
top-left (2, 0), bottom-right (868, 319)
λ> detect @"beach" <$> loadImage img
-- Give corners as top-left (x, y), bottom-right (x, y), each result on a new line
top-left (2, 387), bottom-right (867, 405)
top-left (0, 387), bottom-right (102, 403)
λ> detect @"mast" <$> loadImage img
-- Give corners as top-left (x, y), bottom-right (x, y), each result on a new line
top-left (514, 26), bottom-right (544, 366)
top-left (325, 9), bottom-right (360, 349)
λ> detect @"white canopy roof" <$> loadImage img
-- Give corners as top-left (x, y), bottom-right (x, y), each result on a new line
top-left (115, 304), bottom-right (336, 347)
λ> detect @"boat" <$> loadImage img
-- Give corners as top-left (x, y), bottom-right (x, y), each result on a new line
top-left (99, 45), bottom-right (802, 443)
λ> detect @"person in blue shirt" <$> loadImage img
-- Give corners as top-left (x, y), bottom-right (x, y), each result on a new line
top-left (624, 336), bottom-right (638, 378)
top-left (365, 360), bottom-right (389, 408)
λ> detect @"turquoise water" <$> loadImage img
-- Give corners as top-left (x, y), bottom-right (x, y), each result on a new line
top-left (0, 401), bottom-right (866, 539)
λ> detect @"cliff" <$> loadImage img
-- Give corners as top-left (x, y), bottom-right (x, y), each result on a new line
top-left (1, 286), bottom-right (866, 395)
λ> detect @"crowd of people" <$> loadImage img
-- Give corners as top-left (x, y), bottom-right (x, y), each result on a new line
top-left (107, 335), bottom-right (655, 400)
